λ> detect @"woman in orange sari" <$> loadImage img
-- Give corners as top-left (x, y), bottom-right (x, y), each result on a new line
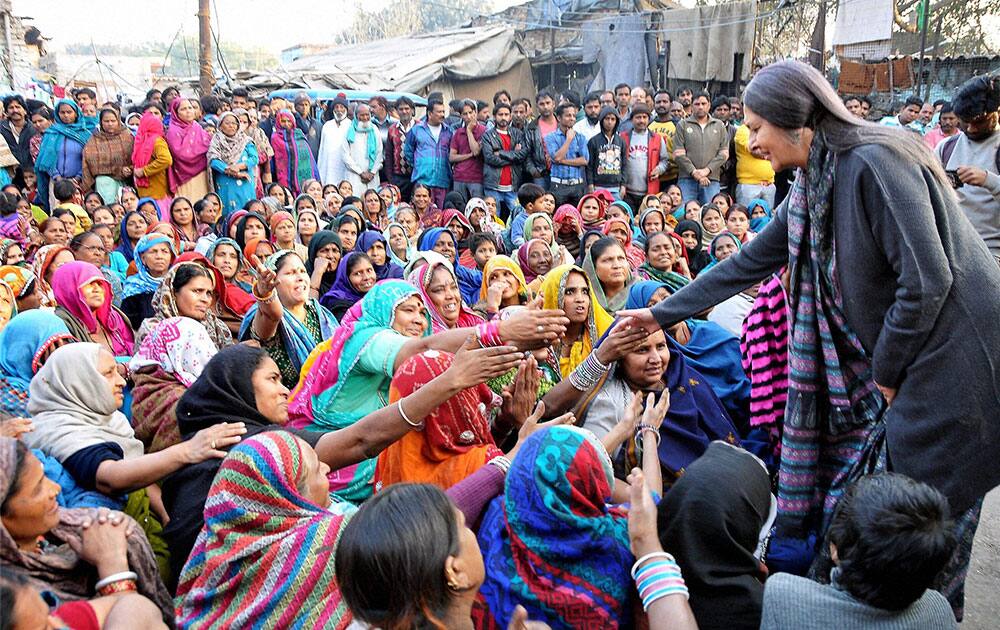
top-left (375, 350), bottom-right (502, 490)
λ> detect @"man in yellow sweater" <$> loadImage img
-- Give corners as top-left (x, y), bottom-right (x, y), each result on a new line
top-left (733, 123), bottom-right (775, 207)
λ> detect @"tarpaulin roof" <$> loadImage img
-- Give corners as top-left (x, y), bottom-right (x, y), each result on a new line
top-left (283, 25), bottom-right (529, 93)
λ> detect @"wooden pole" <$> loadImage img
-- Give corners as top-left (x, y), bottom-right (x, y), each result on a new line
top-left (198, 0), bottom-right (214, 95)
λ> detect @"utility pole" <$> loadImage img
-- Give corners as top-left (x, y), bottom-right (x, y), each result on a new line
top-left (808, 0), bottom-right (827, 72)
top-left (1, 0), bottom-right (14, 89)
top-left (198, 0), bottom-right (213, 95)
top-left (915, 0), bottom-right (930, 98)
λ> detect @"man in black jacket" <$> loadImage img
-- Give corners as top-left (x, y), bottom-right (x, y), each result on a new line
top-left (0, 95), bottom-right (36, 178)
top-left (481, 103), bottom-right (528, 222)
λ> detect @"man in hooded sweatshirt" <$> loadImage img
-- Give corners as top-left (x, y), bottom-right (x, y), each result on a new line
top-left (587, 106), bottom-right (628, 199)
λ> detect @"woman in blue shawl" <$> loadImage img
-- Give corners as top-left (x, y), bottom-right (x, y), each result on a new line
top-left (239, 250), bottom-right (338, 389)
top-left (120, 233), bottom-right (178, 329)
top-left (34, 99), bottom-right (92, 211)
top-left (700, 232), bottom-right (743, 273)
top-left (627, 280), bottom-right (751, 432)
top-left (417, 228), bottom-right (482, 306)
top-left (356, 230), bottom-right (403, 280)
top-left (746, 198), bottom-right (773, 233)
top-left (0, 310), bottom-right (74, 417)
top-left (115, 210), bottom-right (149, 263)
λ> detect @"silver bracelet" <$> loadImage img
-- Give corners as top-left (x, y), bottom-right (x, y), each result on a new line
top-left (634, 426), bottom-right (662, 451)
top-left (397, 398), bottom-right (423, 429)
top-left (95, 571), bottom-right (138, 591)
top-left (568, 351), bottom-right (611, 391)
top-left (488, 455), bottom-right (512, 474)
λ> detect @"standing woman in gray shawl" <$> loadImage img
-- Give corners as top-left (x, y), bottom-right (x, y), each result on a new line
top-left (22, 343), bottom-right (246, 576)
top-left (619, 60), bottom-right (1000, 619)
top-left (208, 111), bottom-right (259, 218)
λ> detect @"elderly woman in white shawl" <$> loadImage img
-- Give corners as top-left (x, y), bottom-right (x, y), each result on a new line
top-left (23, 343), bottom-right (245, 522)
top-left (341, 104), bottom-right (384, 194)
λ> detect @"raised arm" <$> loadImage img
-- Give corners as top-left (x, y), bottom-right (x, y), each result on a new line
top-left (95, 423), bottom-right (246, 493)
top-left (313, 340), bottom-right (523, 469)
top-left (620, 201), bottom-right (790, 333)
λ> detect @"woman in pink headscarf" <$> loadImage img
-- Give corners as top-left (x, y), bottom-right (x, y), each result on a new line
top-left (132, 112), bottom-right (173, 217)
top-left (166, 97), bottom-right (212, 201)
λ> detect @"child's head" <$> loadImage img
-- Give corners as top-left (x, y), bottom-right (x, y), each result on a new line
top-left (539, 192), bottom-right (556, 215)
top-left (21, 169), bottom-right (36, 189)
top-left (470, 233), bottom-right (498, 270)
top-left (52, 178), bottom-right (78, 204)
top-left (0, 191), bottom-right (18, 217)
top-left (516, 183), bottom-right (546, 212)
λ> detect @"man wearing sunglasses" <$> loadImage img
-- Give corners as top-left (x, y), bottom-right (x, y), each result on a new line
top-left (937, 75), bottom-right (1000, 266)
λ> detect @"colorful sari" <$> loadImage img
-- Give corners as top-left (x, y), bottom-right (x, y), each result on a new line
top-left (29, 244), bottom-right (69, 308)
top-left (0, 440), bottom-right (173, 625)
top-left (287, 280), bottom-right (428, 501)
top-left (375, 350), bottom-right (502, 490)
top-left (175, 432), bottom-right (352, 629)
top-left (271, 110), bottom-right (319, 194)
top-left (166, 97), bottom-right (212, 194)
top-left (540, 264), bottom-right (612, 379)
top-left (601, 217), bottom-right (645, 268)
top-left (408, 258), bottom-right (484, 333)
top-left (475, 426), bottom-right (633, 630)
top-left (416, 227), bottom-right (483, 306)
top-left (130, 317), bottom-right (218, 453)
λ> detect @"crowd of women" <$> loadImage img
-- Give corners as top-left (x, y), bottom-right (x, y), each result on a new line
top-left (2, 59), bottom-right (999, 630)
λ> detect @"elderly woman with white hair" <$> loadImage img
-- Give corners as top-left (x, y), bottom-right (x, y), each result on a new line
top-left (341, 103), bottom-right (384, 195)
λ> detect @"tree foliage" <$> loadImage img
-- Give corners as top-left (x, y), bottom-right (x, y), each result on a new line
top-left (753, 0), bottom-right (999, 63)
top-left (65, 37), bottom-right (277, 74)
top-left (335, 0), bottom-right (484, 44)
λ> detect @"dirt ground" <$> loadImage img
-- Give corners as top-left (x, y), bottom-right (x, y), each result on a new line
top-left (961, 488), bottom-right (999, 627)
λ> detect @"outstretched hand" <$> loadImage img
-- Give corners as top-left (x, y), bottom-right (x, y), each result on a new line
top-left (614, 308), bottom-right (661, 336)
top-left (448, 334), bottom-right (524, 390)
top-left (507, 605), bottom-right (552, 630)
top-left (250, 254), bottom-right (277, 296)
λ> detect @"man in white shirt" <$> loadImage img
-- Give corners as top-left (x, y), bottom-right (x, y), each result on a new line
top-left (572, 92), bottom-right (603, 141)
top-left (317, 95), bottom-right (351, 185)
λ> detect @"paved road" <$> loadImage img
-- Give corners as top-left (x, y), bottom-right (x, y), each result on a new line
top-left (962, 488), bottom-right (999, 628)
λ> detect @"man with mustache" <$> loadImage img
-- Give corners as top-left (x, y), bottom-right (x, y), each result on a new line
top-left (938, 75), bottom-right (1000, 266)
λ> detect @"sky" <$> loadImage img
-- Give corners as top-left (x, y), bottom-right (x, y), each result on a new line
top-left (18, 0), bottom-right (519, 54)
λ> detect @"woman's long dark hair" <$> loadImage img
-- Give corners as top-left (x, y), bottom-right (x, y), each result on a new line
top-left (743, 60), bottom-right (950, 189)
top-left (335, 483), bottom-right (461, 630)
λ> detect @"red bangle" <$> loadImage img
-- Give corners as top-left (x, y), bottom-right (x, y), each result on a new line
top-left (97, 579), bottom-right (137, 596)
top-left (476, 321), bottom-right (503, 347)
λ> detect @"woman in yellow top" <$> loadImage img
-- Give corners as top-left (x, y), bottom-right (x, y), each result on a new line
top-left (131, 113), bottom-right (173, 207)
top-left (540, 264), bottom-right (615, 378)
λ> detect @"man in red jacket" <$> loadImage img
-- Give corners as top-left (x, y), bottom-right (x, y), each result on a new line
top-left (620, 105), bottom-right (669, 212)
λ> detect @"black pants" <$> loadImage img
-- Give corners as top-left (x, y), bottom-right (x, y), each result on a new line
top-left (390, 174), bottom-right (414, 204)
top-left (551, 182), bottom-right (586, 208)
top-left (624, 192), bottom-right (647, 213)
